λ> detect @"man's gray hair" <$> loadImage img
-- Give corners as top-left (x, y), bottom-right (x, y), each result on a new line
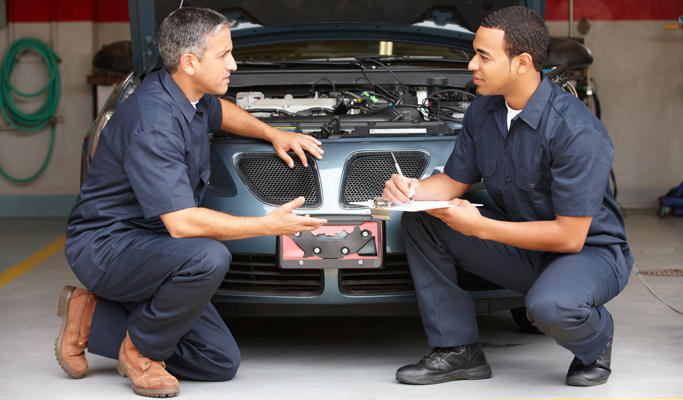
top-left (158, 7), bottom-right (233, 73)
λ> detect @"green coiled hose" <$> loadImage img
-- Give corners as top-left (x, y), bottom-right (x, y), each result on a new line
top-left (0, 37), bottom-right (60, 183)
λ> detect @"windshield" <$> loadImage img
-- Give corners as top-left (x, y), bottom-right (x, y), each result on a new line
top-left (234, 40), bottom-right (473, 62)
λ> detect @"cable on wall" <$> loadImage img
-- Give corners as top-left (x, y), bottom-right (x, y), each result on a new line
top-left (0, 37), bottom-right (60, 183)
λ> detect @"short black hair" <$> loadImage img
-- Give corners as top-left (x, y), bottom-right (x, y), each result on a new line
top-left (480, 6), bottom-right (549, 71)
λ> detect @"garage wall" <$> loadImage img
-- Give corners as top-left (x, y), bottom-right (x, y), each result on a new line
top-left (0, 0), bottom-right (680, 216)
top-left (545, 0), bottom-right (683, 209)
top-left (0, 1), bottom-right (129, 216)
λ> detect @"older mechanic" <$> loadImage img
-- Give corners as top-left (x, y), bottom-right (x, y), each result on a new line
top-left (55, 7), bottom-right (326, 398)
top-left (383, 6), bottom-right (632, 387)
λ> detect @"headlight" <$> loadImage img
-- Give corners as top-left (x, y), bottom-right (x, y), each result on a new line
top-left (117, 73), bottom-right (140, 104)
top-left (88, 109), bottom-right (114, 159)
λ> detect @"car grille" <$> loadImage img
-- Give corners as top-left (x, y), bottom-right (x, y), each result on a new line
top-left (339, 255), bottom-right (504, 295)
top-left (218, 254), bottom-right (324, 296)
top-left (341, 151), bottom-right (429, 204)
top-left (218, 254), bottom-right (503, 297)
top-left (235, 152), bottom-right (321, 207)
top-left (338, 254), bottom-right (414, 295)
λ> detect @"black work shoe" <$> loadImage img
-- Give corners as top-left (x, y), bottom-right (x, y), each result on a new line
top-left (566, 339), bottom-right (612, 386)
top-left (396, 342), bottom-right (492, 385)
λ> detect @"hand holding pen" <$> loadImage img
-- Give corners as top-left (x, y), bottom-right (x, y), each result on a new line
top-left (390, 152), bottom-right (415, 202)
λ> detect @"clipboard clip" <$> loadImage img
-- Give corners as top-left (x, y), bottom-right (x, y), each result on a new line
top-left (370, 197), bottom-right (392, 220)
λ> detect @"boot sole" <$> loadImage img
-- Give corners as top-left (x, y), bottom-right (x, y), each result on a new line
top-left (55, 285), bottom-right (85, 379)
top-left (396, 363), bottom-right (493, 385)
top-left (566, 373), bottom-right (610, 387)
top-left (117, 360), bottom-right (179, 398)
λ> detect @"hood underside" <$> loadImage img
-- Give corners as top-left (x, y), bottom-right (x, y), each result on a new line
top-left (153, 0), bottom-right (542, 31)
top-left (130, 0), bottom-right (544, 75)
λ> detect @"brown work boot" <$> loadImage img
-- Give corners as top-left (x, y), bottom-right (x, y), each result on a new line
top-left (116, 332), bottom-right (179, 398)
top-left (55, 285), bottom-right (96, 378)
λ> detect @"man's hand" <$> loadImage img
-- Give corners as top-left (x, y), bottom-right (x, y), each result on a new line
top-left (160, 197), bottom-right (326, 241)
top-left (426, 199), bottom-right (593, 253)
top-left (264, 197), bottom-right (327, 235)
top-left (426, 198), bottom-right (483, 237)
top-left (382, 174), bottom-right (419, 203)
top-left (270, 130), bottom-right (324, 168)
top-left (218, 98), bottom-right (323, 168)
top-left (382, 173), bottom-right (470, 203)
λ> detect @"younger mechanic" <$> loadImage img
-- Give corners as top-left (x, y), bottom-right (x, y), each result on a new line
top-left (55, 7), bottom-right (326, 397)
top-left (383, 6), bottom-right (632, 387)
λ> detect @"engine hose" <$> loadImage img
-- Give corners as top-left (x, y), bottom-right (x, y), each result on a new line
top-left (0, 37), bottom-right (60, 183)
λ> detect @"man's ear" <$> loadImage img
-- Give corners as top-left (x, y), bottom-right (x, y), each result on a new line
top-left (178, 53), bottom-right (198, 75)
top-left (514, 52), bottom-right (535, 74)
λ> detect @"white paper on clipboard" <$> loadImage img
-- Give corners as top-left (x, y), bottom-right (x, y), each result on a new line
top-left (349, 200), bottom-right (483, 212)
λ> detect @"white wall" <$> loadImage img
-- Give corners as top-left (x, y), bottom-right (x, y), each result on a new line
top-left (0, 22), bottom-right (129, 198)
top-left (548, 20), bottom-right (683, 209)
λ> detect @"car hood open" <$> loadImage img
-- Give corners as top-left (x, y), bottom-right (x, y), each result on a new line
top-left (129, 0), bottom-right (544, 75)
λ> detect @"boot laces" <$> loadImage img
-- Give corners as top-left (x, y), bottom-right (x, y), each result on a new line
top-left (424, 346), bottom-right (465, 366)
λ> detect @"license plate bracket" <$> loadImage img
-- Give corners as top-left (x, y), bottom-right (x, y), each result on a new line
top-left (278, 215), bottom-right (383, 269)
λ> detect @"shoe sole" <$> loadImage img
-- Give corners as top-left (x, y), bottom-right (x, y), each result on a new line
top-left (566, 374), bottom-right (610, 387)
top-left (55, 285), bottom-right (85, 379)
top-left (116, 360), bottom-right (179, 398)
top-left (396, 363), bottom-right (493, 385)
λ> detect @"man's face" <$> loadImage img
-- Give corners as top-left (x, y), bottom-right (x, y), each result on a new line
top-left (468, 27), bottom-right (514, 96)
top-left (193, 26), bottom-right (237, 95)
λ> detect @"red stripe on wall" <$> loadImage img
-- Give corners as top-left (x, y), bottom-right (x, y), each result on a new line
top-left (9, 0), bottom-right (128, 22)
top-left (8, 0), bottom-right (682, 22)
top-left (94, 1), bottom-right (130, 22)
top-left (546, 0), bottom-right (682, 21)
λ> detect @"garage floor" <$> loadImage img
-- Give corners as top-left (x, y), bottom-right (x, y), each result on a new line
top-left (1, 211), bottom-right (681, 400)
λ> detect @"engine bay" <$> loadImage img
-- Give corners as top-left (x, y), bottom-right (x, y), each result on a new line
top-left (223, 58), bottom-right (477, 139)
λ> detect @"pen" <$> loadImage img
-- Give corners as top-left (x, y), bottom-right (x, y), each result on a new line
top-left (391, 152), bottom-right (413, 201)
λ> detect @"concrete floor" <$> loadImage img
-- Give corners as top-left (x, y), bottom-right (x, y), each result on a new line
top-left (0, 212), bottom-right (681, 400)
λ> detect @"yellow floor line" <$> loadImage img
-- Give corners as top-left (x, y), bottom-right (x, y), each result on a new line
top-left (0, 235), bottom-right (66, 289)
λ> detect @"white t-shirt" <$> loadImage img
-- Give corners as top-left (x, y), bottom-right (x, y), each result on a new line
top-left (505, 101), bottom-right (522, 131)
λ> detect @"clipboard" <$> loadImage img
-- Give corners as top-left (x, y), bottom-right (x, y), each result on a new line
top-left (349, 197), bottom-right (482, 220)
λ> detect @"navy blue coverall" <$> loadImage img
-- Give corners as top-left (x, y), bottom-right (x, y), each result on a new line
top-left (65, 68), bottom-right (240, 381)
top-left (403, 77), bottom-right (633, 365)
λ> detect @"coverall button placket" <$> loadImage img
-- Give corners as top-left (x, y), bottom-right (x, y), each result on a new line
top-left (502, 129), bottom-right (518, 216)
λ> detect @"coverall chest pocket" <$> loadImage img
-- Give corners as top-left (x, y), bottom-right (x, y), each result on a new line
top-left (480, 157), bottom-right (497, 186)
top-left (515, 167), bottom-right (554, 218)
top-left (481, 157), bottom-right (497, 177)
top-left (477, 156), bottom-right (501, 201)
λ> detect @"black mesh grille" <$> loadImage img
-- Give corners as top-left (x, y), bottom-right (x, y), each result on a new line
top-left (341, 151), bottom-right (429, 204)
top-left (339, 254), bottom-right (504, 295)
top-left (218, 254), bottom-right (503, 297)
top-left (218, 254), bottom-right (324, 296)
top-left (339, 254), bottom-right (414, 295)
top-left (235, 152), bottom-right (321, 207)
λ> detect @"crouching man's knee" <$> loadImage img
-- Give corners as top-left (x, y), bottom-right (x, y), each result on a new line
top-left (525, 294), bottom-right (588, 338)
top-left (193, 239), bottom-right (232, 280)
top-left (207, 347), bottom-right (242, 381)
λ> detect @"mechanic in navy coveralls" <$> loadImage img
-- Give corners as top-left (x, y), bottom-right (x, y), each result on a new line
top-left (383, 6), bottom-right (632, 387)
top-left (54, 7), bottom-right (326, 398)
